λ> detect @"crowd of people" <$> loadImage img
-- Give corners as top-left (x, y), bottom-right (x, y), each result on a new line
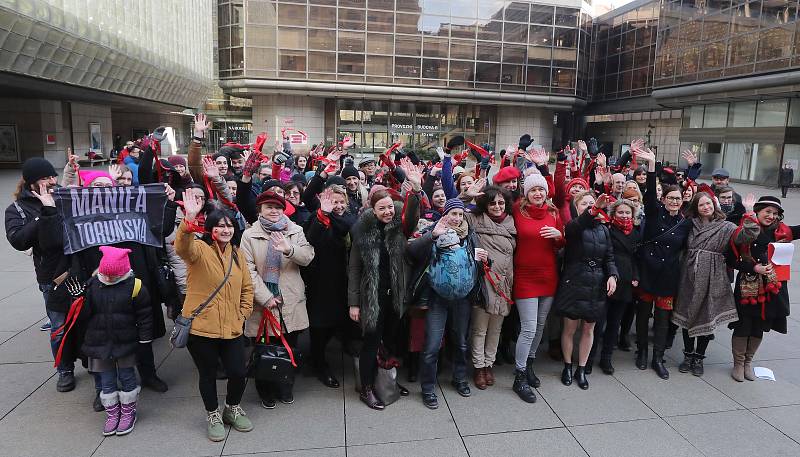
top-left (5, 113), bottom-right (797, 440)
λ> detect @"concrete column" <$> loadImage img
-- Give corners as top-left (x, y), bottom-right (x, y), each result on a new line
top-left (252, 95), bottom-right (325, 153)
top-left (496, 106), bottom-right (555, 153)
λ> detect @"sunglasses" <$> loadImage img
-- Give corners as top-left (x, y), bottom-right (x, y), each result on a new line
top-left (488, 200), bottom-right (506, 207)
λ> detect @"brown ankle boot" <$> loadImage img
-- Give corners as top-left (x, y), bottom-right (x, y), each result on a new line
top-left (731, 336), bottom-right (747, 382)
top-left (485, 366), bottom-right (495, 386)
top-left (474, 367), bottom-right (487, 390)
top-left (359, 385), bottom-right (385, 410)
top-left (743, 337), bottom-right (762, 381)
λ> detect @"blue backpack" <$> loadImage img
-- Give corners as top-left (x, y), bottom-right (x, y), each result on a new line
top-left (428, 244), bottom-right (475, 300)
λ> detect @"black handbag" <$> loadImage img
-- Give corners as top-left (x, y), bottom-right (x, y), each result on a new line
top-left (252, 308), bottom-right (298, 386)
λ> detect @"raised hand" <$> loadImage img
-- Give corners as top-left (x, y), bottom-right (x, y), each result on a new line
top-left (432, 219), bottom-right (449, 238)
top-left (31, 182), bottom-right (55, 207)
top-left (681, 148), bottom-right (698, 167)
top-left (182, 191), bottom-right (203, 221)
top-left (67, 149), bottom-right (79, 170)
top-left (164, 183), bottom-right (176, 201)
top-left (270, 231), bottom-right (291, 254)
top-left (193, 113), bottom-right (211, 139)
top-left (743, 193), bottom-right (756, 213)
top-left (596, 152), bottom-right (607, 168)
top-left (342, 135), bottom-right (354, 150)
top-left (319, 188), bottom-right (335, 213)
top-left (630, 137), bottom-right (645, 153)
top-left (466, 177), bottom-right (487, 198)
top-left (595, 193), bottom-right (611, 209)
top-left (108, 163), bottom-right (122, 181)
top-left (202, 156), bottom-right (219, 178)
top-left (528, 146), bottom-right (548, 166)
top-left (637, 147), bottom-right (655, 164)
top-left (577, 140), bottom-right (588, 154)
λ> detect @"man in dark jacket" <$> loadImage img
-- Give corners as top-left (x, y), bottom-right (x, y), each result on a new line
top-left (780, 161), bottom-right (794, 198)
top-left (4, 157), bottom-right (77, 392)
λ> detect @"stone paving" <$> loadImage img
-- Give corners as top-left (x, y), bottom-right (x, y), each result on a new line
top-left (1, 170), bottom-right (800, 456)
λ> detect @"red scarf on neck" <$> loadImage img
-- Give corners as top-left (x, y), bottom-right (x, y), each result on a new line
top-left (489, 213), bottom-right (507, 224)
top-left (611, 217), bottom-right (633, 235)
top-left (526, 204), bottom-right (549, 220)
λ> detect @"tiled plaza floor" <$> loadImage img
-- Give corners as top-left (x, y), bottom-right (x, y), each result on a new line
top-left (1, 170), bottom-right (800, 456)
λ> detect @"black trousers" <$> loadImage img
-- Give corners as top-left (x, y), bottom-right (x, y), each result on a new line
top-left (310, 326), bottom-right (337, 372)
top-left (255, 331), bottom-right (300, 400)
top-left (588, 299), bottom-right (629, 364)
top-left (682, 329), bottom-right (711, 356)
top-left (636, 301), bottom-right (671, 353)
top-left (619, 300), bottom-right (636, 341)
top-left (187, 334), bottom-right (247, 412)
top-left (136, 341), bottom-right (157, 379)
top-left (359, 296), bottom-right (400, 389)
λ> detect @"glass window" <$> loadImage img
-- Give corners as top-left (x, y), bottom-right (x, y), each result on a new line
top-left (789, 99), bottom-right (800, 127)
top-left (248, 2), bottom-right (277, 25)
top-left (278, 27), bottom-right (307, 49)
top-left (527, 46), bottom-right (551, 66)
top-left (423, 37), bottom-right (449, 58)
top-left (554, 7), bottom-right (579, 27)
top-left (529, 26), bottom-right (552, 46)
top-left (309, 29), bottom-right (336, 50)
top-left (782, 145), bottom-right (800, 184)
top-left (368, 0), bottom-right (395, 10)
top-left (396, 13), bottom-right (422, 34)
top-left (502, 44), bottom-right (526, 64)
top-left (367, 10), bottom-right (394, 33)
top-left (449, 23), bottom-right (477, 39)
top-left (477, 42), bottom-right (501, 62)
top-left (758, 26), bottom-right (793, 62)
top-left (723, 143), bottom-right (753, 180)
top-left (552, 48), bottom-right (577, 68)
top-left (245, 47), bottom-right (277, 70)
top-left (367, 33), bottom-right (394, 54)
top-left (728, 101), bottom-right (756, 127)
top-left (308, 51), bottom-right (336, 72)
top-left (279, 49), bottom-right (306, 71)
top-left (396, 0), bottom-right (421, 12)
top-left (476, 62), bottom-right (500, 82)
top-left (503, 22), bottom-right (528, 43)
top-left (554, 28), bottom-right (576, 48)
top-left (366, 55), bottom-right (393, 75)
top-left (501, 64), bottom-right (524, 85)
top-left (449, 60), bottom-right (474, 81)
top-left (395, 57), bottom-right (421, 78)
top-left (339, 31), bottom-right (366, 53)
top-left (395, 35), bottom-right (422, 56)
top-left (450, 40), bottom-right (476, 59)
top-left (752, 143), bottom-right (781, 184)
top-left (339, 8), bottom-right (366, 30)
top-left (247, 25), bottom-right (277, 47)
top-left (683, 106), bottom-right (704, 128)
top-left (232, 47), bottom-right (245, 70)
top-left (338, 53), bottom-right (365, 73)
top-left (422, 58), bottom-right (448, 79)
top-left (423, 0), bottom-right (450, 16)
top-left (278, 4), bottom-right (307, 27)
top-left (530, 4), bottom-right (553, 24)
top-left (700, 40), bottom-right (725, 70)
top-left (703, 103), bottom-right (728, 128)
top-left (476, 0), bottom-right (504, 20)
top-left (728, 33), bottom-right (757, 66)
top-left (310, 0), bottom-right (336, 5)
top-left (755, 99), bottom-right (788, 127)
top-left (477, 20), bottom-right (503, 41)
top-left (309, 7), bottom-right (337, 27)
top-left (504, 2), bottom-right (529, 22)
top-left (526, 65), bottom-right (550, 86)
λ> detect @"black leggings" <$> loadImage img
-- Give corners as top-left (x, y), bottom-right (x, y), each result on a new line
top-left (636, 301), bottom-right (671, 352)
top-left (255, 331), bottom-right (300, 400)
top-left (310, 326), bottom-right (337, 372)
top-left (681, 329), bottom-right (712, 356)
top-left (187, 334), bottom-right (247, 412)
top-left (359, 297), bottom-right (400, 389)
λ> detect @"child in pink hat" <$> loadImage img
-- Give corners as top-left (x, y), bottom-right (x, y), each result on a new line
top-left (81, 246), bottom-right (153, 436)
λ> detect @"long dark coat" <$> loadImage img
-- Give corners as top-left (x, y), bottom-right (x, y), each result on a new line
top-left (608, 225), bottom-right (640, 303)
top-left (554, 210), bottom-right (618, 322)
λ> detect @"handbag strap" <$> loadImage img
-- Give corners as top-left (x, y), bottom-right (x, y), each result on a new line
top-left (189, 251), bottom-right (235, 318)
top-left (256, 307), bottom-right (298, 368)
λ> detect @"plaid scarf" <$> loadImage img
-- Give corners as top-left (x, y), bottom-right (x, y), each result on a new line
top-left (258, 215), bottom-right (289, 286)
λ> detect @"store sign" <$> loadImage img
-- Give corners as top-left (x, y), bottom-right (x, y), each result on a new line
top-left (289, 132), bottom-right (307, 144)
top-left (390, 123), bottom-right (439, 131)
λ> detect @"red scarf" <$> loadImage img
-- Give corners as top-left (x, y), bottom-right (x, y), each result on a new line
top-left (611, 217), bottom-right (633, 235)
top-left (525, 204), bottom-right (549, 220)
top-left (489, 213), bottom-right (507, 224)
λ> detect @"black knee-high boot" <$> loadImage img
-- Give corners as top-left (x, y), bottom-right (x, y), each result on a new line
top-left (651, 308), bottom-right (670, 379)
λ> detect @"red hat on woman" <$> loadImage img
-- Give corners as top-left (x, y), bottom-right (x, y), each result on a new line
top-left (565, 177), bottom-right (590, 193)
top-left (492, 166), bottom-right (521, 184)
top-left (255, 191), bottom-right (286, 209)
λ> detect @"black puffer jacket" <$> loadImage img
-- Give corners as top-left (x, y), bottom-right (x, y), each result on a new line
top-left (4, 190), bottom-right (65, 285)
top-left (554, 210), bottom-right (618, 322)
top-left (79, 276), bottom-right (153, 360)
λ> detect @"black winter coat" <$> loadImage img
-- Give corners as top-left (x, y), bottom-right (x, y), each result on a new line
top-left (79, 276), bottom-right (154, 360)
top-left (4, 190), bottom-right (65, 284)
top-left (304, 208), bottom-right (357, 328)
top-left (780, 168), bottom-right (794, 187)
top-left (609, 225), bottom-right (641, 303)
top-left (553, 210), bottom-right (618, 322)
top-left (638, 171), bottom-right (691, 297)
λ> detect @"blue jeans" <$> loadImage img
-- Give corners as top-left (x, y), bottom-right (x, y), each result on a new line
top-left (40, 284), bottom-right (75, 374)
top-left (419, 295), bottom-right (471, 395)
top-left (98, 366), bottom-right (138, 394)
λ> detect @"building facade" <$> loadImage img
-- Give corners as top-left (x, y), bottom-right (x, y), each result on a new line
top-left (217, 0), bottom-right (593, 155)
top-left (0, 0), bottom-right (214, 167)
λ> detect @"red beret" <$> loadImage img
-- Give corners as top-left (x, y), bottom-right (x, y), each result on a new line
top-left (255, 191), bottom-right (286, 209)
top-left (492, 166), bottom-right (521, 184)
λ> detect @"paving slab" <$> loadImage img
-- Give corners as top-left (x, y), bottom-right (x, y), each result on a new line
top-left (0, 287), bottom-right (48, 332)
top-left (571, 418), bottom-right (700, 457)
top-left (226, 449), bottom-right (345, 457)
top-left (700, 362), bottom-right (800, 408)
top-left (0, 324), bottom-right (58, 364)
top-left (667, 410), bottom-right (800, 457)
top-left (614, 368), bottom-right (742, 417)
top-left (752, 404), bottom-right (800, 443)
top-left (0, 361), bottom-right (55, 418)
top-left (463, 428), bottom-right (587, 457)
top-left (347, 437), bottom-right (468, 457)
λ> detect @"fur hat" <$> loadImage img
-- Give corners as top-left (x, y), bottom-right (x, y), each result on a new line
top-left (523, 173), bottom-right (548, 196)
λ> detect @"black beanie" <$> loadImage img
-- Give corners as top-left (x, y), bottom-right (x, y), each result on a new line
top-left (22, 157), bottom-right (57, 186)
top-left (326, 175), bottom-right (346, 188)
top-left (341, 164), bottom-right (359, 180)
top-left (262, 179), bottom-right (282, 190)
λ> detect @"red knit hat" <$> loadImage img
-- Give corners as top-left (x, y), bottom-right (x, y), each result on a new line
top-left (256, 191), bottom-right (286, 209)
top-left (98, 246), bottom-right (132, 277)
top-left (566, 177), bottom-right (590, 193)
top-left (492, 166), bottom-right (520, 184)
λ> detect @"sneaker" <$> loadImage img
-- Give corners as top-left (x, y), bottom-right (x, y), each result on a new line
top-left (261, 398), bottom-right (276, 409)
top-left (222, 404), bottom-right (253, 432)
top-left (39, 321), bottom-right (51, 332)
top-left (422, 392), bottom-right (439, 409)
top-left (56, 371), bottom-right (76, 392)
top-left (206, 410), bottom-right (225, 442)
top-left (280, 394), bottom-right (294, 405)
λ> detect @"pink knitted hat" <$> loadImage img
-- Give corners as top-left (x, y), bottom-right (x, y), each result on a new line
top-left (98, 246), bottom-right (132, 277)
top-left (79, 170), bottom-right (114, 187)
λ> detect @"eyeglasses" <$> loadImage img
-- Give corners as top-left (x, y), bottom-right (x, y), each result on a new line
top-left (488, 200), bottom-right (506, 207)
top-left (288, 190), bottom-right (301, 196)
top-left (665, 196), bottom-right (682, 202)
